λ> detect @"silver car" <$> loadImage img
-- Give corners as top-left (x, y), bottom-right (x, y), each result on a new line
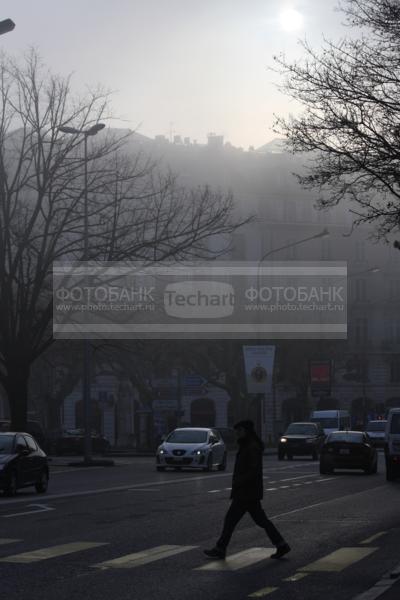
top-left (156, 427), bottom-right (227, 472)
top-left (365, 420), bottom-right (387, 448)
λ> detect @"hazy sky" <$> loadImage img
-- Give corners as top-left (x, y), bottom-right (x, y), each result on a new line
top-left (2, 1), bottom-right (346, 148)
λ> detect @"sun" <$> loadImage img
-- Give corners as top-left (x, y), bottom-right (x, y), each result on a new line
top-left (279, 8), bottom-right (304, 32)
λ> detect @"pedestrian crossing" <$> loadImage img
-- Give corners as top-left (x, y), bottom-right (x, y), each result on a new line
top-left (195, 547), bottom-right (274, 571)
top-left (0, 541), bottom-right (107, 564)
top-left (94, 545), bottom-right (197, 570)
top-left (0, 537), bottom-right (382, 578)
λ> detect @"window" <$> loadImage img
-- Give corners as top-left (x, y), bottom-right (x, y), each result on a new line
top-left (321, 238), bottom-right (331, 260)
top-left (354, 279), bottom-right (367, 302)
top-left (24, 435), bottom-right (38, 452)
top-left (16, 435), bottom-right (27, 449)
top-left (391, 322), bottom-right (400, 344)
top-left (355, 318), bottom-right (368, 344)
top-left (389, 280), bottom-right (400, 300)
top-left (166, 430), bottom-right (208, 444)
top-left (284, 240), bottom-right (297, 260)
top-left (390, 414), bottom-right (400, 434)
top-left (283, 200), bottom-right (297, 222)
top-left (390, 356), bottom-right (400, 383)
top-left (355, 241), bottom-right (366, 261)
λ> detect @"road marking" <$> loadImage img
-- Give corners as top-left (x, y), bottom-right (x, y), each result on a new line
top-left (266, 488), bottom-right (277, 491)
top-left (317, 478), bottom-right (335, 483)
top-left (280, 474), bottom-right (319, 482)
top-left (248, 586), bottom-right (278, 597)
top-left (196, 547), bottom-right (274, 571)
top-left (0, 542), bottom-right (107, 564)
top-left (284, 572), bottom-right (309, 582)
top-left (94, 545), bottom-right (197, 569)
top-left (127, 488), bottom-right (160, 492)
top-left (279, 486), bottom-right (290, 489)
top-left (0, 539), bottom-right (21, 545)
top-left (300, 547), bottom-right (378, 573)
top-left (360, 532), bottom-right (387, 545)
top-left (271, 485), bottom-right (386, 521)
top-left (2, 504), bottom-right (55, 518)
top-left (208, 490), bottom-right (222, 494)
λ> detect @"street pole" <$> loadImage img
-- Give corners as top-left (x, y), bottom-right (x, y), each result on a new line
top-left (256, 228), bottom-right (330, 443)
top-left (58, 123), bottom-right (105, 465)
top-left (83, 134), bottom-right (91, 464)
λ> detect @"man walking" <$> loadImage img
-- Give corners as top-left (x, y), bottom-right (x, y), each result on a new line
top-left (204, 420), bottom-right (290, 560)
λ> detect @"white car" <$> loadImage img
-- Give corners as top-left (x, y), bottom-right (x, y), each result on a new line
top-left (365, 420), bottom-right (387, 448)
top-left (156, 427), bottom-right (227, 472)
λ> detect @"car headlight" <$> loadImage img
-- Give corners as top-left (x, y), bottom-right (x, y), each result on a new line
top-left (192, 449), bottom-right (206, 455)
top-left (280, 438), bottom-right (287, 443)
top-left (158, 448), bottom-right (168, 455)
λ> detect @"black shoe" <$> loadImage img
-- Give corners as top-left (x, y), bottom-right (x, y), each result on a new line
top-left (270, 543), bottom-right (291, 559)
top-left (203, 547), bottom-right (226, 560)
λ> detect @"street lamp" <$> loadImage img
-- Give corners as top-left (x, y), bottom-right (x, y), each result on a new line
top-left (58, 123), bottom-right (105, 465)
top-left (256, 228), bottom-right (330, 444)
top-left (0, 19), bottom-right (15, 35)
top-left (347, 266), bottom-right (380, 425)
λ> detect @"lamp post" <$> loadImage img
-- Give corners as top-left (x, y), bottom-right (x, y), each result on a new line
top-left (347, 266), bottom-right (380, 426)
top-left (58, 123), bottom-right (105, 464)
top-left (256, 228), bottom-right (330, 443)
top-left (0, 19), bottom-right (15, 35)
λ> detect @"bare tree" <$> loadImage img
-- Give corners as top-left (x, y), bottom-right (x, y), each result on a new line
top-left (0, 50), bottom-right (250, 429)
top-left (273, 0), bottom-right (400, 238)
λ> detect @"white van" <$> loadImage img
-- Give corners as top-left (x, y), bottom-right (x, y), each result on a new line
top-left (310, 410), bottom-right (351, 435)
top-left (385, 408), bottom-right (400, 481)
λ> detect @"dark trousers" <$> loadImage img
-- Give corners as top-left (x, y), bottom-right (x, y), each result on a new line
top-left (216, 499), bottom-right (284, 550)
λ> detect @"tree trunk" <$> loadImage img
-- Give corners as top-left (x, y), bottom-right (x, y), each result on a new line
top-left (4, 363), bottom-right (31, 431)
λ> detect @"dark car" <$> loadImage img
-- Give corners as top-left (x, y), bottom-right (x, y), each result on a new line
top-left (51, 429), bottom-right (110, 455)
top-left (0, 419), bottom-right (47, 451)
top-left (320, 430), bottom-right (378, 475)
top-left (278, 422), bottom-right (325, 460)
top-left (0, 432), bottom-right (49, 496)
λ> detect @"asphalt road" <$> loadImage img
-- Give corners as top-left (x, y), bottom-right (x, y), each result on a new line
top-left (1, 452), bottom-right (400, 600)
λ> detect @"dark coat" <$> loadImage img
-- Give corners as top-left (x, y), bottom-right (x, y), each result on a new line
top-left (230, 433), bottom-right (264, 502)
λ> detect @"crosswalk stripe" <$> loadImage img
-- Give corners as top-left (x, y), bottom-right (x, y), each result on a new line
top-left (0, 542), bottom-right (107, 564)
top-left (0, 539), bottom-right (21, 546)
top-left (248, 586), bottom-right (278, 597)
top-left (196, 547), bottom-right (274, 571)
top-left (300, 547), bottom-right (378, 573)
top-left (94, 545), bottom-right (197, 569)
top-left (284, 572), bottom-right (309, 582)
top-left (360, 532), bottom-right (387, 545)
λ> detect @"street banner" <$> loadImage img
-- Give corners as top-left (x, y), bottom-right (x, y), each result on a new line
top-left (243, 345), bottom-right (275, 393)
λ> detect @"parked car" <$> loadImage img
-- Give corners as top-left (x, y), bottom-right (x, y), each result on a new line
top-left (0, 432), bottom-right (49, 496)
top-left (0, 420), bottom-right (47, 450)
top-left (156, 427), bottom-right (227, 472)
top-left (278, 422), bottom-right (325, 460)
top-left (320, 430), bottom-right (378, 475)
top-left (385, 408), bottom-right (400, 481)
top-left (365, 420), bottom-right (387, 448)
top-left (50, 429), bottom-right (110, 455)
